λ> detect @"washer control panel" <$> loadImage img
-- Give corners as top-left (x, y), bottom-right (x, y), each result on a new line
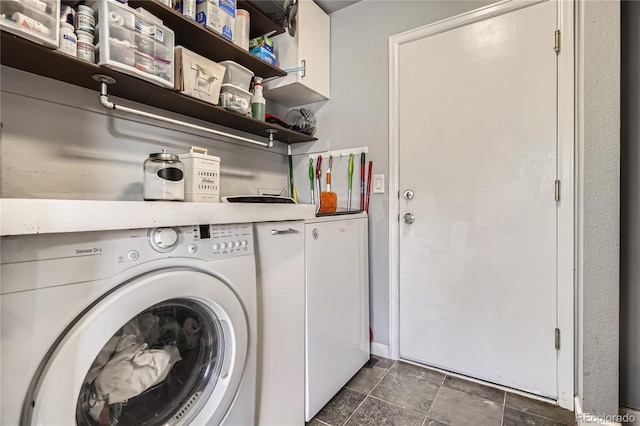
top-left (113, 223), bottom-right (254, 268)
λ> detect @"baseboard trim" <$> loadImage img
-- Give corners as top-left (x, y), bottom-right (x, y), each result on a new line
top-left (574, 396), bottom-right (628, 426)
top-left (370, 342), bottom-right (391, 359)
top-left (619, 407), bottom-right (639, 425)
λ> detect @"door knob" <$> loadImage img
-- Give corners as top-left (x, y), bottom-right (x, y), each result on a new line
top-left (402, 213), bottom-right (415, 224)
top-left (403, 189), bottom-right (415, 200)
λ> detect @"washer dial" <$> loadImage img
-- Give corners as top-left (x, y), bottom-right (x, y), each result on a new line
top-left (149, 227), bottom-right (179, 252)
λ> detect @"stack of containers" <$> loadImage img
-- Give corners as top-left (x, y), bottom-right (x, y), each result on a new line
top-left (75, 4), bottom-right (95, 63)
top-left (0, 0), bottom-right (60, 48)
top-left (218, 60), bottom-right (254, 115)
top-left (92, 0), bottom-right (175, 89)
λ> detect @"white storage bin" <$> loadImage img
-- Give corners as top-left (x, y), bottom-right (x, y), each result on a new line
top-left (219, 83), bottom-right (251, 115)
top-left (219, 60), bottom-right (254, 91)
top-left (0, 0), bottom-right (60, 48)
top-left (174, 46), bottom-right (226, 105)
top-left (93, 0), bottom-right (175, 88)
top-left (180, 146), bottom-right (221, 202)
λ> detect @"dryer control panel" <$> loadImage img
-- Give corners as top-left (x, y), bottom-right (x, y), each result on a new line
top-left (112, 223), bottom-right (254, 268)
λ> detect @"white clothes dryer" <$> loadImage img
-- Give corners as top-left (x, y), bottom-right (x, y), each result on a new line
top-left (1, 223), bottom-right (257, 426)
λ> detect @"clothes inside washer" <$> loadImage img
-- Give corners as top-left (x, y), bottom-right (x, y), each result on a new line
top-left (76, 300), bottom-right (222, 426)
top-left (85, 314), bottom-right (182, 422)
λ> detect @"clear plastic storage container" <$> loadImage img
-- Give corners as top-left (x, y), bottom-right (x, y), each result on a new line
top-left (93, 0), bottom-right (175, 88)
top-left (0, 0), bottom-right (60, 48)
top-left (219, 83), bottom-right (251, 115)
top-left (218, 60), bottom-right (254, 91)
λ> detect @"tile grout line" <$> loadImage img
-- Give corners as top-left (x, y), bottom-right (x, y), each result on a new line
top-left (340, 395), bottom-right (368, 426)
top-left (368, 359), bottom-right (398, 397)
top-left (425, 379), bottom-right (443, 422)
top-left (501, 391), bottom-right (506, 426)
top-left (420, 412), bottom-right (430, 426)
top-left (340, 359), bottom-right (399, 426)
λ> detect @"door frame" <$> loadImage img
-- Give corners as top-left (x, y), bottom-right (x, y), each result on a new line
top-left (387, 0), bottom-right (575, 409)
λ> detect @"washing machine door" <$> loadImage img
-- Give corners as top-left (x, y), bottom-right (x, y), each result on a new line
top-left (23, 268), bottom-right (248, 426)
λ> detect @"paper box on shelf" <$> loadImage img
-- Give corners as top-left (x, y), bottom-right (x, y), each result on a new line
top-left (174, 46), bottom-right (226, 105)
top-left (180, 146), bottom-right (221, 202)
top-left (195, 0), bottom-right (235, 41)
top-left (249, 35), bottom-right (273, 53)
top-left (250, 46), bottom-right (276, 66)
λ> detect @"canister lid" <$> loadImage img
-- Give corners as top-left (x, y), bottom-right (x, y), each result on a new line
top-left (149, 149), bottom-right (180, 161)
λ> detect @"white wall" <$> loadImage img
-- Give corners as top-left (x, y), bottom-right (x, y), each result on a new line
top-left (575, 0), bottom-right (620, 416)
top-left (291, 0), bottom-right (495, 348)
top-left (1, 67), bottom-right (289, 200)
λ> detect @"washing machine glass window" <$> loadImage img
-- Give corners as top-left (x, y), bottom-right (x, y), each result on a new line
top-left (75, 298), bottom-right (224, 426)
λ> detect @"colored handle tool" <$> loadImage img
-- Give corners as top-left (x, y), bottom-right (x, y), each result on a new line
top-left (347, 154), bottom-right (354, 211)
top-left (315, 155), bottom-right (322, 208)
top-left (327, 155), bottom-right (332, 192)
top-left (288, 145), bottom-right (297, 202)
top-left (365, 161), bottom-right (373, 213)
top-left (360, 152), bottom-right (366, 211)
top-left (309, 158), bottom-right (314, 205)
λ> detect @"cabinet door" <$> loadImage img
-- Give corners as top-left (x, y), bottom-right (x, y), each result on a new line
top-left (305, 216), bottom-right (369, 421)
top-left (297, 0), bottom-right (330, 99)
top-left (254, 221), bottom-right (305, 426)
top-left (263, 0), bottom-right (330, 107)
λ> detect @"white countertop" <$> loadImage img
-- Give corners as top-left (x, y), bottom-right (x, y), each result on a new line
top-left (0, 199), bottom-right (317, 236)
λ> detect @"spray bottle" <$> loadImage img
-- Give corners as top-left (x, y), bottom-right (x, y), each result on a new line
top-left (251, 77), bottom-right (266, 121)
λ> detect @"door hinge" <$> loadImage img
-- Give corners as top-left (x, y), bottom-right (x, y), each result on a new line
top-left (554, 30), bottom-right (561, 54)
top-left (555, 328), bottom-right (561, 350)
top-left (555, 180), bottom-right (561, 202)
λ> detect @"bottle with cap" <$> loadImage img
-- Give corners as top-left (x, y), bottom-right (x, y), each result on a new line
top-left (251, 77), bottom-right (266, 121)
top-left (57, 22), bottom-right (77, 56)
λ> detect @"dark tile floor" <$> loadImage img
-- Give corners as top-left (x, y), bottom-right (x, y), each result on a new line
top-left (307, 356), bottom-right (576, 426)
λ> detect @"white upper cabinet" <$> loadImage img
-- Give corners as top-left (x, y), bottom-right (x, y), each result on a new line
top-left (263, 0), bottom-right (330, 107)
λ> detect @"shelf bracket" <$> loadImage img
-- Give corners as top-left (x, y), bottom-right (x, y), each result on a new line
top-left (283, 60), bottom-right (306, 77)
top-left (92, 74), bottom-right (275, 148)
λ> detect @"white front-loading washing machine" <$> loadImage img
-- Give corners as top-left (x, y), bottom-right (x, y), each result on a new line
top-left (1, 223), bottom-right (257, 426)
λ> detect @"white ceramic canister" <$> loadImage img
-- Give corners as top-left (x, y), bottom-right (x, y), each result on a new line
top-left (75, 4), bottom-right (95, 35)
top-left (76, 29), bottom-right (95, 63)
top-left (57, 22), bottom-right (77, 56)
top-left (144, 150), bottom-right (185, 201)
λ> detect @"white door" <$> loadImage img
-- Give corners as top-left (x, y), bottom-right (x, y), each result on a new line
top-left (398, 1), bottom-right (558, 397)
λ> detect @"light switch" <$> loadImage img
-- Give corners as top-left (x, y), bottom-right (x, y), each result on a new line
top-left (373, 174), bottom-right (385, 193)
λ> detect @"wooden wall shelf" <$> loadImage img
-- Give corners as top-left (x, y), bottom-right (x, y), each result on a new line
top-left (1, 31), bottom-right (315, 144)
